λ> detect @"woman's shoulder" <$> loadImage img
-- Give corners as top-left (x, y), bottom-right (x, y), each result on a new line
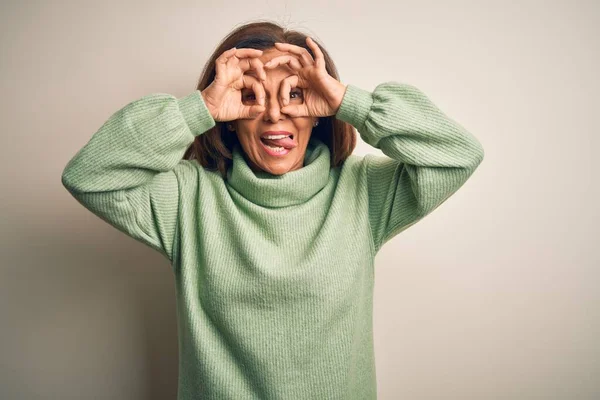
top-left (340, 153), bottom-right (369, 172)
top-left (336, 153), bottom-right (371, 182)
top-left (339, 152), bottom-right (397, 182)
top-left (170, 159), bottom-right (224, 186)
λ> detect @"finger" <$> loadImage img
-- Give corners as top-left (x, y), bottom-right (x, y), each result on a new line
top-left (240, 104), bottom-right (266, 119)
top-left (264, 55), bottom-right (302, 71)
top-left (273, 42), bottom-right (314, 67)
top-left (215, 48), bottom-right (238, 80)
top-left (217, 47), bottom-right (238, 64)
top-left (218, 47), bottom-right (260, 63)
top-left (225, 51), bottom-right (238, 70)
top-left (279, 75), bottom-right (298, 106)
top-left (224, 48), bottom-right (263, 67)
top-left (230, 48), bottom-right (263, 58)
top-left (239, 57), bottom-right (267, 81)
top-left (305, 37), bottom-right (325, 70)
top-left (240, 74), bottom-right (262, 92)
top-left (250, 77), bottom-right (266, 106)
top-left (281, 103), bottom-right (308, 118)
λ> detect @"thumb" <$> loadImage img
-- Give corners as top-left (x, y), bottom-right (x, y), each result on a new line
top-left (280, 104), bottom-right (305, 118)
top-left (239, 105), bottom-right (265, 119)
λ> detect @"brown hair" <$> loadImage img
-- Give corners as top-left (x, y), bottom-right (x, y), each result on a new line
top-left (182, 20), bottom-right (357, 179)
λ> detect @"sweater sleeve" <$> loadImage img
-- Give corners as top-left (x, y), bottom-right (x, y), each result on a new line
top-left (335, 82), bottom-right (484, 252)
top-left (61, 90), bottom-right (216, 262)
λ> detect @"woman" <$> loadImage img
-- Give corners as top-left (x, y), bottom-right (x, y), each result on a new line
top-left (61, 21), bottom-right (484, 400)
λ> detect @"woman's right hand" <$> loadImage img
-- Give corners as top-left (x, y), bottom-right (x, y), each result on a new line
top-left (201, 47), bottom-right (268, 122)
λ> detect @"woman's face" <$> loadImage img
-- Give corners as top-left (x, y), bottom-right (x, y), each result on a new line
top-left (228, 47), bottom-right (318, 176)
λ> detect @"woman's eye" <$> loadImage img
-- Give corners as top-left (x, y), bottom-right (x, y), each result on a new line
top-left (243, 90), bottom-right (301, 102)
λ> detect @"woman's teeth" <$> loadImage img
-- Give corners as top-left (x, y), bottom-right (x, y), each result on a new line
top-left (265, 144), bottom-right (286, 152)
top-left (260, 134), bottom-right (291, 153)
top-left (262, 134), bottom-right (289, 139)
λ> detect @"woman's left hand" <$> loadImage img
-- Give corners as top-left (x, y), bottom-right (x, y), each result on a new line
top-left (263, 37), bottom-right (347, 118)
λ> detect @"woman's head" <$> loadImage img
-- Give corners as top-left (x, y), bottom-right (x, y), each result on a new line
top-left (184, 20), bottom-right (356, 178)
top-left (228, 46), bottom-right (319, 175)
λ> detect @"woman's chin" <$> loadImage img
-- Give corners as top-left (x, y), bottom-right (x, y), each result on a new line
top-left (244, 143), bottom-right (307, 174)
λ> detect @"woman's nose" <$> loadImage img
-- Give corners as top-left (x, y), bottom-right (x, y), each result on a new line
top-left (263, 96), bottom-right (284, 121)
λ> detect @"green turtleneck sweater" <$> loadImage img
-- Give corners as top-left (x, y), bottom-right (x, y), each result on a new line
top-left (61, 82), bottom-right (484, 399)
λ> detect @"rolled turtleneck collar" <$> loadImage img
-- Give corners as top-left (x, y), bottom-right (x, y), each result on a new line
top-left (226, 137), bottom-right (331, 208)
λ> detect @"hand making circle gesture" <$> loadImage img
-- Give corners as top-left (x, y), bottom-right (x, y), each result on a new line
top-left (263, 37), bottom-right (347, 118)
top-left (201, 47), bottom-right (268, 122)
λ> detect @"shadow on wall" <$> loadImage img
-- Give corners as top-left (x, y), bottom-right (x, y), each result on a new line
top-left (1, 214), bottom-right (178, 400)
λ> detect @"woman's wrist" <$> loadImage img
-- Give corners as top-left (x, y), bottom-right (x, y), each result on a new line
top-left (329, 81), bottom-right (348, 115)
top-left (200, 90), bottom-right (219, 121)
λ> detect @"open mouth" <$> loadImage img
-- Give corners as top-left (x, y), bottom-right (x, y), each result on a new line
top-left (259, 133), bottom-right (295, 156)
top-left (260, 134), bottom-right (293, 143)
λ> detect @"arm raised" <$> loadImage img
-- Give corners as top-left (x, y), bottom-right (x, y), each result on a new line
top-left (61, 90), bottom-right (215, 262)
top-left (336, 82), bottom-right (484, 252)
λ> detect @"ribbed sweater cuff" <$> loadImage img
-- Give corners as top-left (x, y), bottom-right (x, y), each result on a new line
top-left (177, 90), bottom-right (216, 136)
top-left (335, 84), bottom-right (373, 133)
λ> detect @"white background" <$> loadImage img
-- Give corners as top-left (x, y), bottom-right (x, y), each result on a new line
top-left (1, 0), bottom-right (598, 398)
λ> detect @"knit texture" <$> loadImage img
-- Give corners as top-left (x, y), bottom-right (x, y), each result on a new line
top-left (61, 82), bottom-right (484, 399)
